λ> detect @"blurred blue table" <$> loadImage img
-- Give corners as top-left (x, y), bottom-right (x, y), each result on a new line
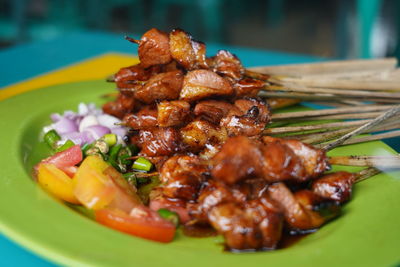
top-left (0, 31), bottom-right (397, 266)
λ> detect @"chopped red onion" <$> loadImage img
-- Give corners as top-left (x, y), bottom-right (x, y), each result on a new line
top-left (97, 114), bottom-right (121, 129)
top-left (79, 115), bottom-right (99, 132)
top-left (84, 125), bottom-right (111, 140)
top-left (53, 117), bottom-right (78, 134)
top-left (43, 102), bottom-right (128, 147)
top-left (50, 113), bottom-right (62, 122)
top-left (60, 132), bottom-right (93, 146)
top-left (110, 127), bottom-right (127, 137)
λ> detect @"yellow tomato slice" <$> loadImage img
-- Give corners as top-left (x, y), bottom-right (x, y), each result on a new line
top-left (37, 163), bottom-right (80, 204)
top-left (73, 155), bottom-right (141, 212)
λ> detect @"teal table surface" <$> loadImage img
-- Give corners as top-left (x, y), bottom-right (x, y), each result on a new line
top-left (0, 31), bottom-right (397, 266)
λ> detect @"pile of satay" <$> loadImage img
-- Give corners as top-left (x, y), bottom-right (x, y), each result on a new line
top-left (103, 28), bottom-right (398, 251)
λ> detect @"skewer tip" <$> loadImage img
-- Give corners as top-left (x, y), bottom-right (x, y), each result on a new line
top-left (125, 36), bottom-right (140, 44)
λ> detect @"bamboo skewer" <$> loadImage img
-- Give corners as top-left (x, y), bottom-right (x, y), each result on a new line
top-left (277, 77), bottom-right (400, 91)
top-left (257, 91), bottom-right (400, 103)
top-left (274, 112), bottom-right (391, 122)
top-left (354, 167), bottom-right (381, 183)
top-left (264, 120), bottom-right (371, 135)
top-left (322, 105), bottom-right (400, 151)
top-left (329, 155), bottom-right (400, 168)
top-left (270, 105), bottom-right (395, 120)
top-left (320, 130), bottom-right (400, 148)
top-left (265, 83), bottom-right (400, 99)
top-left (300, 120), bottom-right (400, 145)
top-left (248, 58), bottom-right (398, 76)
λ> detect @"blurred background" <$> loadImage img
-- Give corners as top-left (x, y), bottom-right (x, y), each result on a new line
top-left (0, 0), bottom-right (399, 59)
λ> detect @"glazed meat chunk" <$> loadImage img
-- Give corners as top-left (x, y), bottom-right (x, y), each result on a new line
top-left (209, 50), bottom-right (245, 80)
top-left (114, 64), bottom-right (160, 89)
top-left (208, 198), bottom-right (283, 251)
top-left (180, 70), bottom-right (233, 101)
top-left (157, 100), bottom-right (191, 127)
top-left (260, 141), bottom-right (307, 183)
top-left (194, 100), bottom-right (236, 124)
top-left (233, 78), bottom-right (266, 97)
top-left (138, 127), bottom-right (182, 156)
top-left (137, 28), bottom-right (172, 68)
top-left (169, 29), bottom-right (208, 70)
top-left (267, 183), bottom-right (339, 231)
top-left (211, 136), bottom-right (264, 184)
top-left (263, 136), bottom-right (329, 180)
top-left (134, 70), bottom-right (184, 104)
top-left (181, 120), bottom-right (228, 152)
top-left (220, 98), bottom-right (270, 137)
top-left (311, 171), bottom-right (355, 203)
top-left (160, 155), bottom-right (208, 200)
top-left (123, 105), bottom-right (158, 130)
top-left (102, 94), bottom-right (135, 119)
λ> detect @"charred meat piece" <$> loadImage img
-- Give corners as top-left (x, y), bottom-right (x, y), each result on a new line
top-left (220, 98), bottom-right (270, 137)
top-left (194, 100), bottom-right (237, 124)
top-left (263, 137), bottom-right (329, 179)
top-left (208, 198), bottom-right (283, 251)
top-left (138, 28), bottom-right (172, 68)
top-left (244, 197), bottom-right (283, 249)
top-left (268, 183), bottom-right (326, 230)
top-left (260, 141), bottom-right (307, 183)
top-left (139, 127), bottom-right (182, 156)
top-left (180, 70), bottom-right (233, 101)
top-left (181, 120), bottom-right (228, 152)
top-left (123, 105), bottom-right (158, 130)
top-left (210, 50), bottom-right (245, 80)
top-left (189, 180), bottom-right (240, 223)
top-left (209, 203), bottom-right (262, 250)
top-left (198, 143), bottom-right (222, 160)
top-left (160, 155), bottom-right (208, 201)
top-left (102, 94), bottom-right (135, 119)
top-left (311, 171), bottom-right (355, 203)
top-left (134, 70), bottom-right (184, 104)
top-left (233, 78), bottom-right (266, 97)
top-left (157, 100), bottom-right (191, 127)
top-left (211, 136), bottom-right (264, 184)
top-left (114, 64), bottom-right (161, 89)
top-left (233, 98), bottom-right (270, 122)
top-left (169, 29), bottom-right (208, 70)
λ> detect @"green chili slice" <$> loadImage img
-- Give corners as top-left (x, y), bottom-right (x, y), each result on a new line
top-left (132, 157), bottom-right (153, 172)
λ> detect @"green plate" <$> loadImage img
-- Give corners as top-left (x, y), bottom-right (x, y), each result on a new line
top-left (0, 80), bottom-right (400, 267)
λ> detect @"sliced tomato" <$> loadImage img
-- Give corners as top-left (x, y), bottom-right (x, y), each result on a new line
top-left (36, 145), bottom-right (83, 177)
top-left (95, 207), bottom-right (176, 243)
top-left (73, 155), bottom-right (141, 212)
top-left (150, 197), bottom-right (190, 223)
top-left (37, 163), bottom-right (80, 204)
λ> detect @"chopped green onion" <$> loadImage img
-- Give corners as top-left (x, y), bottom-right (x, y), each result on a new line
top-left (81, 143), bottom-right (92, 156)
top-left (132, 157), bottom-right (153, 172)
top-left (119, 153), bottom-right (132, 166)
top-left (44, 130), bottom-right (61, 149)
top-left (55, 139), bottom-right (75, 152)
top-left (103, 133), bottom-right (117, 147)
top-left (123, 172), bottom-right (137, 187)
top-left (109, 144), bottom-right (122, 160)
top-left (157, 209), bottom-right (180, 227)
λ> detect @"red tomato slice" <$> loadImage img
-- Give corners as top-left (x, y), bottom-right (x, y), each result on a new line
top-left (150, 197), bottom-right (190, 223)
top-left (95, 207), bottom-right (176, 243)
top-left (36, 145), bottom-right (83, 177)
top-left (43, 145), bottom-right (83, 168)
